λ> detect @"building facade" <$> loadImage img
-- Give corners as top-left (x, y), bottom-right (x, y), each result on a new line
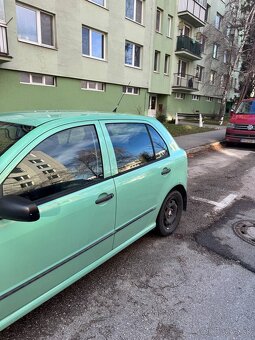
top-left (0, 0), bottom-right (239, 117)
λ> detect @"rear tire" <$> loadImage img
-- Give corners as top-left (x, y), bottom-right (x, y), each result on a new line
top-left (155, 191), bottom-right (183, 236)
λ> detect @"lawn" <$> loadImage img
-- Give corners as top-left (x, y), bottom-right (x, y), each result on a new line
top-left (163, 123), bottom-right (215, 137)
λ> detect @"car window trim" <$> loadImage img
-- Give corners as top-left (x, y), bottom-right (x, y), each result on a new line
top-left (1, 124), bottom-right (106, 204)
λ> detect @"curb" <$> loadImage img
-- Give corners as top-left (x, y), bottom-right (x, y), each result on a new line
top-left (186, 141), bottom-right (224, 156)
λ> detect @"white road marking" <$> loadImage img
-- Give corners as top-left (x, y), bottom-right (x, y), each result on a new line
top-left (191, 194), bottom-right (238, 211)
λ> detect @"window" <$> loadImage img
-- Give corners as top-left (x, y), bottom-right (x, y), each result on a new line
top-left (123, 86), bottom-right (140, 95)
top-left (125, 0), bottom-right (143, 24)
top-left (20, 72), bottom-right (55, 86)
top-left (167, 15), bottom-right (173, 38)
top-left (175, 93), bottom-right (185, 100)
top-left (82, 26), bottom-right (105, 60)
top-left (212, 44), bottom-right (219, 59)
top-left (147, 126), bottom-right (169, 160)
top-left (206, 97), bottom-right (213, 102)
top-left (209, 71), bottom-right (216, 85)
top-left (106, 123), bottom-right (168, 174)
top-left (198, 33), bottom-right (206, 53)
top-left (125, 41), bottom-right (142, 68)
top-left (16, 4), bottom-right (54, 47)
top-left (215, 12), bottom-right (222, 30)
top-left (0, 0), bottom-right (5, 22)
top-left (154, 50), bottom-right (160, 72)
top-left (195, 65), bottom-right (203, 81)
top-left (224, 50), bottom-right (230, 64)
top-left (192, 95), bottom-right (200, 101)
top-left (88, 0), bottom-right (105, 6)
top-left (164, 54), bottom-right (170, 75)
top-left (205, 4), bottom-right (211, 22)
top-left (81, 80), bottom-right (105, 91)
top-left (3, 125), bottom-right (103, 200)
top-left (156, 8), bottom-right (163, 33)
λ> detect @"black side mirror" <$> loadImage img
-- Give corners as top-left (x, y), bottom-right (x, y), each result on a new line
top-left (0, 195), bottom-right (40, 222)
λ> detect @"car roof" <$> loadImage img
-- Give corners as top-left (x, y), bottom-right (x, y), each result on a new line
top-left (0, 111), bottom-right (153, 127)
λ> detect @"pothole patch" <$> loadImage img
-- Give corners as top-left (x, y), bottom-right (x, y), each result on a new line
top-left (233, 220), bottom-right (255, 246)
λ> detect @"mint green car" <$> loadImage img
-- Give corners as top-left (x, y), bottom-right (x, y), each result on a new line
top-left (0, 112), bottom-right (187, 330)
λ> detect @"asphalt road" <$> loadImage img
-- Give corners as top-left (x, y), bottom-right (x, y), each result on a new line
top-left (2, 144), bottom-right (255, 340)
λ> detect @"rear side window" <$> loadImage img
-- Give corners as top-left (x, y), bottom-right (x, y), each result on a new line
top-left (106, 123), bottom-right (169, 174)
top-left (3, 125), bottom-right (103, 202)
top-left (147, 125), bottom-right (169, 159)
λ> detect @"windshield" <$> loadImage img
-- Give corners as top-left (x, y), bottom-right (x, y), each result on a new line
top-left (236, 100), bottom-right (255, 114)
top-left (0, 122), bottom-right (34, 156)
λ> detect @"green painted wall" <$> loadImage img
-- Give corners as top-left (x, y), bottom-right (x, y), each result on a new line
top-left (0, 70), bottom-right (148, 114)
top-left (166, 94), bottom-right (221, 119)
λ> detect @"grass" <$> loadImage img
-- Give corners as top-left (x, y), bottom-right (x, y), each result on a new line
top-left (163, 122), bottom-right (215, 137)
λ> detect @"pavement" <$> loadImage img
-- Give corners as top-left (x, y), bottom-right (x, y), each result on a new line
top-left (174, 126), bottom-right (226, 154)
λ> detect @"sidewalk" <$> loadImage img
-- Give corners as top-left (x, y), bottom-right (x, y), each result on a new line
top-left (174, 127), bottom-right (226, 154)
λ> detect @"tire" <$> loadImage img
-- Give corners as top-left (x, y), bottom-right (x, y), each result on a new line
top-left (156, 190), bottom-right (183, 236)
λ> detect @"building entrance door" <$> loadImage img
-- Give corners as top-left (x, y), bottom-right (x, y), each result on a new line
top-left (148, 95), bottom-right (157, 117)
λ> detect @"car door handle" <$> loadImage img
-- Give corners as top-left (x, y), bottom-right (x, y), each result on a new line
top-left (161, 167), bottom-right (171, 175)
top-left (95, 193), bottom-right (114, 204)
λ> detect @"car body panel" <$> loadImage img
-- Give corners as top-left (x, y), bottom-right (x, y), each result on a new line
top-left (0, 112), bottom-right (187, 330)
top-left (226, 99), bottom-right (255, 143)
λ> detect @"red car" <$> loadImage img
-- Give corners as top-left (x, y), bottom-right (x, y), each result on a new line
top-left (226, 98), bottom-right (255, 144)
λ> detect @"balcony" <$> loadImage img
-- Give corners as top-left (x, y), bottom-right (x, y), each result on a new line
top-left (172, 74), bottom-right (199, 92)
top-left (0, 24), bottom-right (12, 63)
top-left (175, 35), bottom-right (202, 60)
top-left (178, 0), bottom-right (207, 28)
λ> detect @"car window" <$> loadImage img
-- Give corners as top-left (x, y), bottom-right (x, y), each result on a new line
top-left (3, 125), bottom-right (103, 202)
top-left (106, 123), bottom-right (154, 173)
top-left (147, 125), bottom-right (169, 159)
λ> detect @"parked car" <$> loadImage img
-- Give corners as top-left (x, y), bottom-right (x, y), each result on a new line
top-left (0, 112), bottom-right (187, 330)
top-left (226, 98), bottom-right (255, 144)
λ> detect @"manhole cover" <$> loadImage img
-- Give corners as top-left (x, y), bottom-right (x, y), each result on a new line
top-left (233, 220), bottom-right (255, 246)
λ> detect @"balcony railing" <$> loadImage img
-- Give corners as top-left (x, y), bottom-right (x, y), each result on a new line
top-left (172, 73), bottom-right (199, 91)
top-left (178, 0), bottom-right (206, 27)
top-left (0, 24), bottom-right (8, 55)
top-left (176, 35), bottom-right (202, 59)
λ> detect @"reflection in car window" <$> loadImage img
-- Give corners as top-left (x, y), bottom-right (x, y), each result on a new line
top-left (0, 122), bottom-right (34, 156)
top-left (147, 125), bottom-right (169, 159)
top-left (3, 125), bottom-right (103, 201)
top-left (106, 123), bottom-right (154, 173)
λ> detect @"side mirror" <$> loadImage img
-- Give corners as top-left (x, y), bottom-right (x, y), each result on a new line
top-left (0, 195), bottom-right (40, 222)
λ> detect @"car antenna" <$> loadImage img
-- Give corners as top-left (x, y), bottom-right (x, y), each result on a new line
top-left (113, 81), bottom-right (131, 112)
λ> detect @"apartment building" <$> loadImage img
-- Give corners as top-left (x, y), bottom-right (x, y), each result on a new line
top-left (0, 0), bottom-right (238, 118)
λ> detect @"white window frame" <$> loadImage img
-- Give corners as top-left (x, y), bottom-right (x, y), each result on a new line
top-left (192, 95), bottom-right (200, 101)
top-left (156, 8), bottom-right (163, 33)
top-left (123, 86), bottom-right (140, 95)
top-left (125, 0), bottom-right (143, 24)
top-left (81, 80), bottom-right (105, 92)
top-left (215, 12), bottom-right (222, 30)
top-left (87, 0), bottom-right (106, 7)
top-left (125, 41), bottom-right (142, 68)
top-left (16, 3), bottom-right (55, 48)
top-left (206, 96), bottom-right (213, 102)
top-left (209, 70), bottom-right (216, 85)
top-left (195, 65), bottom-right (203, 82)
top-left (167, 15), bottom-right (173, 38)
top-left (20, 72), bottom-right (56, 87)
top-left (82, 26), bottom-right (106, 60)
top-left (212, 43), bottom-right (219, 59)
top-left (164, 54), bottom-right (170, 75)
top-left (154, 50), bottom-right (160, 72)
top-left (175, 93), bottom-right (185, 100)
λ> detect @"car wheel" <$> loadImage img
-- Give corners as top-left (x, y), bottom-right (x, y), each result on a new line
top-left (156, 190), bottom-right (183, 236)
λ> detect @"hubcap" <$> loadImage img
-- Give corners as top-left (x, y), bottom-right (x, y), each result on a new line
top-left (164, 199), bottom-right (178, 229)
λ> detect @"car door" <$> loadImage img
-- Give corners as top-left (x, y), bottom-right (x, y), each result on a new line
top-left (101, 120), bottom-right (176, 248)
top-left (0, 122), bottom-right (116, 325)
